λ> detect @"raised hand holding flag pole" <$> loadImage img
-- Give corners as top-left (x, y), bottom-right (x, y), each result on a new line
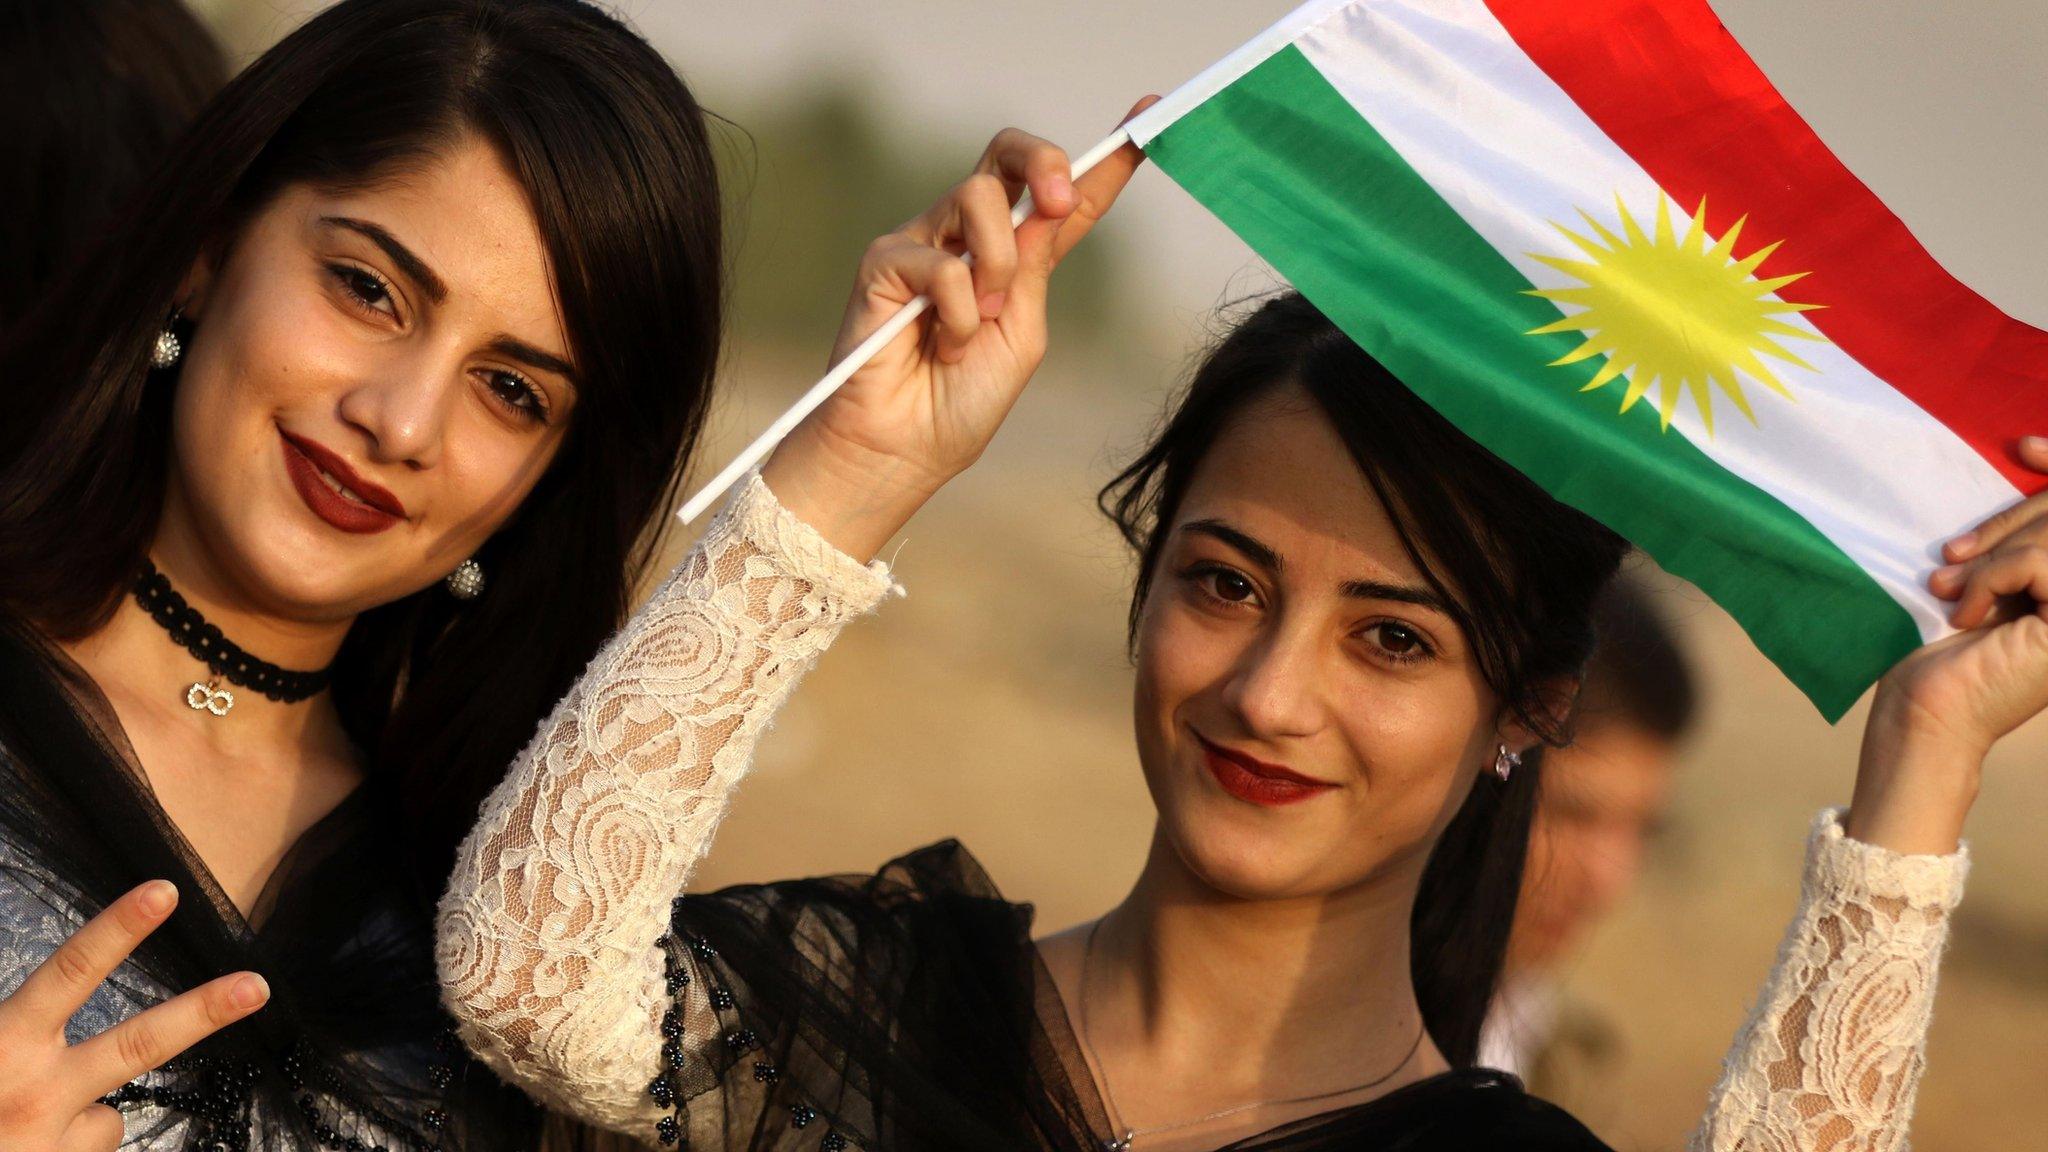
top-left (675, 120), bottom-right (1148, 527)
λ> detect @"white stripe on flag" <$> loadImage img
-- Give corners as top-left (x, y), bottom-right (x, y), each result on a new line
top-left (1126, 0), bottom-right (1360, 149)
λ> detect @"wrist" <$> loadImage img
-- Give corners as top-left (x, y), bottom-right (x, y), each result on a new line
top-left (759, 426), bottom-right (943, 564)
top-left (1844, 695), bottom-right (1984, 856)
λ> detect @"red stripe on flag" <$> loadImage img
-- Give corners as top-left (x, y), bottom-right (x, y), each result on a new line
top-left (1487, 0), bottom-right (2047, 494)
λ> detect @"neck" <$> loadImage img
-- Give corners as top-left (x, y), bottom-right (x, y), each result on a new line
top-left (1085, 826), bottom-right (1444, 1103)
top-left (60, 545), bottom-right (354, 750)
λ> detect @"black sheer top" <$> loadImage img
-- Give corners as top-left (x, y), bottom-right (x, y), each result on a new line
top-left (653, 841), bottom-right (1611, 1151)
top-left (0, 618), bottom-right (546, 1151)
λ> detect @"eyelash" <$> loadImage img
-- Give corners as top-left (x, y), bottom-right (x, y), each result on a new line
top-left (1178, 560), bottom-right (1437, 667)
top-left (328, 261), bottom-right (396, 319)
top-left (325, 261), bottom-right (551, 426)
top-left (482, 367), bottom-right (551, 424)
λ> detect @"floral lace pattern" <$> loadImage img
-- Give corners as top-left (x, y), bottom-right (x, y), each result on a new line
top-left (1687, 809), bottom-right (1968, 1152)
top-left (435, 471), bottom-right (895, 1128)
top-left (435, 474), bottom-right (1970, 1150)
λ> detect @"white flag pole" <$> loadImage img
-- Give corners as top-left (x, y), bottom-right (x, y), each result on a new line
top-left (675, 126), bottom-right (1136, 526)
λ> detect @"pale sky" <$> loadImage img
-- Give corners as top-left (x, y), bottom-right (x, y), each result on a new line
top-left (207, 1), bottom-right (2048, 342)
top-left (628, 0), bottom-right (2048, 341)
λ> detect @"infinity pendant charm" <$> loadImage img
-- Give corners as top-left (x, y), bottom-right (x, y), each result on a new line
top-left (185, 681), bottom-right (234, 716)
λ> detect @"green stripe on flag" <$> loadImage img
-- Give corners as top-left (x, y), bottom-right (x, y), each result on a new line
top-left (1143, 44), bottom-right (1918, 720)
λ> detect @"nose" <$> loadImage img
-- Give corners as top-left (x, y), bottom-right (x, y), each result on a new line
top-left (1220, 621), bottom-right (1326, 741)
top-left (335, 352), bottom-right (458, 470)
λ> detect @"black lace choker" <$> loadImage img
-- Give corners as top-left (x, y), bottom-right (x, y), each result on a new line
top-left (132, 560), bottom-right (333, 714)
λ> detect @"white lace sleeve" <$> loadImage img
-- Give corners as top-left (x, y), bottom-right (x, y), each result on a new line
top-left (434, 470), bottom-right (898, 1131)
top-left (1689, 807), bottom-right (1970, 1152)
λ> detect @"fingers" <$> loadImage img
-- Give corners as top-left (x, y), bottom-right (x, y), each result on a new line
top-left (68, 971), bottom-right (269, 1097)
top-left (1011, 97), bottom-right (1159, 309)
top-left (1940, 541), bottom-right (2048, 629)
top-left (55, 1105), bottom-right (124, 1152)
top-left (861, 238), bottom-right (983, 363)
top-left (7, 881), bottom-right (178, 1032)
top-left (1943, 435), bottom-right (2048, 561)
top-left (903, 173), bottom-right (1020, 310)
top-left (1045, 96), bottom-right (1159, 269)
top-left (976, 127), bottom-right (1076, 218)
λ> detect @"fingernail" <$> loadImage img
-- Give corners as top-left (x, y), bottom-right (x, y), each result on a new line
top-left (978, 292), bottom-right (1007, 317)
top-left (1931, 563), bottom-right (1963, 586)
top-left (2025, 435), bottom-right (2048, 451)
top-left (1046, 176), bottom-right (1074, 206)
top-left (231, 974), bottom-right (270, 1010)
top-left (1948, 531), bottom-right (1977, 555)
top-left (138, 880), bottom-right (177, 917)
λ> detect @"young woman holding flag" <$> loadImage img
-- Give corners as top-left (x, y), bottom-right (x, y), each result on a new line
top-left (436, 109), bottom-right (2036, 1152)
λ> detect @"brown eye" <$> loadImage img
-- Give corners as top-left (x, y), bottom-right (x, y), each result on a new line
top-left (482, 369), bottom-right (550, 424)
top-left (328, 263), bottom-right (396, 317)
top-left (1210, 569), bottom-right (1255, 603)
top-left (1364, 621), bottom-right (1432, 664)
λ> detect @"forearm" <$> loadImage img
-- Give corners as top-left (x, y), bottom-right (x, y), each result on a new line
top-left (1687, 809), bottom-right (1969, 1152)
top-left (1843, 692), bottom-right (1983, 857)
top-left (434, 470), bottom-right (897, 1129)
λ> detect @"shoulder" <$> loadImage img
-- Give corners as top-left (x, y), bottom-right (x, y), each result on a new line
top-left (667, 838), bottom-right (1033, 1005)
top-left (681, 838), bottom-right (1018, 923)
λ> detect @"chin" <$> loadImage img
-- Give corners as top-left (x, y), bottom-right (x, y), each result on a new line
top-left (212, 513), bottom-right (418, 620)
top-left (1160, 798), bottom-right (1349, 901)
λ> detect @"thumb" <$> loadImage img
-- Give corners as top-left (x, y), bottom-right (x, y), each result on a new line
top-left (1010, 96), bottom-right (1157, 309)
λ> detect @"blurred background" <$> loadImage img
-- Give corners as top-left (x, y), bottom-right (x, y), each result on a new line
top-left (188, 2), bottom-right (2048, 1147)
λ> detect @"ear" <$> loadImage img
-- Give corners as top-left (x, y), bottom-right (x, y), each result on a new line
top-left (173, 246), bottom-right (220, 320)
top-left (1496, 673), bottom-right (1582, 755)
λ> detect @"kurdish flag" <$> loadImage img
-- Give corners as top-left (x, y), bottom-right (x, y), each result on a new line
top-left (1125, 0), bottom-right (2048, 720)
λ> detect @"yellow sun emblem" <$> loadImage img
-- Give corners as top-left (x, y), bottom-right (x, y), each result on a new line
top-left (1524, 195), bottom-right (1826, 433)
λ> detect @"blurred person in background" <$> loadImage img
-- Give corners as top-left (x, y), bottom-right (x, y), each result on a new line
top-left (1480, 576), bottom-right (1699, 1098)
top-left (0, 0), bottom-right (226, 331)
top-left (438, 276), bottom-right (2034, 1151)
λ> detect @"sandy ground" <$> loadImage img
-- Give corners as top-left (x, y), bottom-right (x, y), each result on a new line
top-left (667, 344), bottom-right (2048, 1150)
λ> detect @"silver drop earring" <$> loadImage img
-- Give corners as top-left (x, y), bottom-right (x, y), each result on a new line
top-left (446, 558), bottom-right (485, 601)
top-left (1492, 742), bottom-right (1522, 782)
top-left (151, 311), bottom-right (183, 369)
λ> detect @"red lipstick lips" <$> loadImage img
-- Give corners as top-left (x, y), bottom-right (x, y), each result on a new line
top-left (1196, 733), bottom-right (1337, 807)
top-left (280, 428), bottom-right (406, 534)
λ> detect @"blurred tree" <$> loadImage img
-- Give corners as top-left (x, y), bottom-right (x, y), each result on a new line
top-left (715, 78), bottom-right (1125, 353)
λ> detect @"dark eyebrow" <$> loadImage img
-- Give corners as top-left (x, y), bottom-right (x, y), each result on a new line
top-left (1181, 518), bottom-right (1455, 615)
top-left (1184, 520), bottom-right (1281, 573)
top-left (1337, 578), bottom-right (1455, 615)
top-left (486, 335), bottom-right (579, 388)
top-left (322, 216), bottom-right (446, 303)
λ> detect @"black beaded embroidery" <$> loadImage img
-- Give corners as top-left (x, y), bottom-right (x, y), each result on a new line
top-left (649, 1073), bottom-right (678, 1109)
top-left (97, 1029), bottom-right (474, 1152)
top-left (134, 560), bottom-right (333, 702)
top-left (821, 1132), bottom-right (848, 1152)
top-left (100, 1053), bottom-right (259, 1152)
top-left (656, 1115), bottom-right (681, 1146)
top-left (789, 1105), bottom-right (816, 1129)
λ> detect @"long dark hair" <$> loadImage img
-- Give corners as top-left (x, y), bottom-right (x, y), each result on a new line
top-left (0, 0), bottom-right (725, 893)
top-left (0, 0), bottom-right (226, 330)
top-left (1100, 292), bottom-right (1627, 1067)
